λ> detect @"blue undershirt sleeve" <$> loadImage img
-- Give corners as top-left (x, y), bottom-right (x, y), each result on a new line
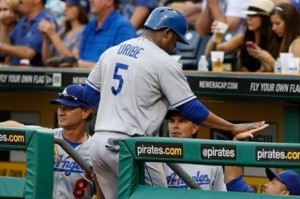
top-left (226, 176), bottom-right (255, 193)
top-left (84, 84), bottom-right (100, 108)
top-left (177, 99), bottom-right (209, 124)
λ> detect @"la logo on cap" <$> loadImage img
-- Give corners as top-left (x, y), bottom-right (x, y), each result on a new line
top-left (62, 88), bottom-right (68, 95)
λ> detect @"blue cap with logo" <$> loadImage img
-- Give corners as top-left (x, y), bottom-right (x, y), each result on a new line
top-left (49, 84), bottom-right (90, 108)
top-left (266, 168), bottom-right (300, 195)
top-left (63, 0), bottom-right (90, 12)
top-left (165, 108), bottom-right (181, 120)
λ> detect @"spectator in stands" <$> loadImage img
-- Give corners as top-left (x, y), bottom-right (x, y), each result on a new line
top-left (246, 3), bottom-right (300, 71)
top-left (0, 0), bottom-right (22, 34)
top-left (194, 0), bottom-right (249, 36)
top-left (164, 108), bottom-right (227, 191)
top-left (205, 0), bottom-right (277, 72)
top-left (0, 0), bottom-right (57, 66)
top-left (0, 0), bottom-right (22, 64)
top-left (77, 0), bottom-right (136, 68)
top-left (225, 127), bottom-right (300, 196)
top-left (0, 84), bottom-right (105, 199)
top-left (119, 0), bottom-right (157, 31)
top-left (165, 0), bottom-right (202, 28)
top-left (38, 0), bottom-right (89, 67)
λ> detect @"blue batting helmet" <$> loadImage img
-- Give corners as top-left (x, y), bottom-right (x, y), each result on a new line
top-left (144, 7), bottom-right (189, 45)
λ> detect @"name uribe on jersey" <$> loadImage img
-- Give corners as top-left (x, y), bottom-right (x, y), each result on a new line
top-left (117, 43), bottom-right (144, 58)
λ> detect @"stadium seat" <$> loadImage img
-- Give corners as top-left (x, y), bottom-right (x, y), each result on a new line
top-left (173, 30), bottom-right (205, 70)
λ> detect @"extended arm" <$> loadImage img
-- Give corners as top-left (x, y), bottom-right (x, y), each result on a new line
top-left (224, 124), bottom-right (268, 192)
top-left (177, 99), bottom-right (266, 135)
top-left (0, 120), bottom-right (25, 127)
top-left (0, 44), bottom-right (36, 60)
top-left (195, 0), bottom-right (244, 36)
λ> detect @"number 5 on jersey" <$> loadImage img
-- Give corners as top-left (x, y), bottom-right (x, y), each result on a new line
top-left (111, 63), bottom-right (129, 95)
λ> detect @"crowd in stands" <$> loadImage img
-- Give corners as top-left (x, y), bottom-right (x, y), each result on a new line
top-left (0, 0), bottom-right (300, 71)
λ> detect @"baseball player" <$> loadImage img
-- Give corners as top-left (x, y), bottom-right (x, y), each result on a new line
top-left (225, 126), bottom-right (300, 196)
top-left (164, 108), bottom-right (226, 191)
top-left (0, 84), bottom-right (104, 199)
top-left (84, 6), bottom-right (266, 199)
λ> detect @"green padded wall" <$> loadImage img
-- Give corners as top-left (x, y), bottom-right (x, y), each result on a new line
top-left (118, 137), bottom-right (300, 199)
top-left (0, 127), bottom-right (54, 199)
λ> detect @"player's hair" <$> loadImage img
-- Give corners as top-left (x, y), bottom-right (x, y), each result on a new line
top-left (86, 112), bottom-right (93, 122)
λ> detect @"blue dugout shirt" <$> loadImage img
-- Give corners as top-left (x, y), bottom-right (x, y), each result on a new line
top-left (10, 9), bottom-right (56, 66)
top-left (79, 11), bottom-right (136, 63)
top-left (226, 176), bottom-right (255, 193)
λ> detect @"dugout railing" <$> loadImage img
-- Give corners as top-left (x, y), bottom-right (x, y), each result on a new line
top-left (0, 127), bottom-right (54, 199)
top-left (118, 137), bottom-right (300, 199)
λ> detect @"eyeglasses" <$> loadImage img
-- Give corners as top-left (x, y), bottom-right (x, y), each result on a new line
top-left (58, 93), bottom-right (82, 102)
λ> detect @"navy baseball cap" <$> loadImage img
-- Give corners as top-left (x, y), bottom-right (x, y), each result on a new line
top-left (63, 0), bottom-right (90, 12)
top-left (266, 168), bottom-right (300, 195)
top-left (165, 108), bottom-right (181, 120)
top-left (49, 84), bottom-right (90, 108)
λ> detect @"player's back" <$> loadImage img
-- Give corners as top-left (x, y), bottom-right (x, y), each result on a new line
top-left (92, 37), bottom-right (194, 136)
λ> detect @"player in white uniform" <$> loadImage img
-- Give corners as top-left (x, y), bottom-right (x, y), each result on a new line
top-left (85, 6), bottom-right (266, 199)
top-left (163, 109), bottom-right (226, 191)
top-left (0, 84), bottom-right (103, 199)
top-left (49, 84), bottom-right (98, 199)
top-left (53, 128), bottom-right (94, 199)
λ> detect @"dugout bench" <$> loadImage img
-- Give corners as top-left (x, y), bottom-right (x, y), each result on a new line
top-left (118, 137), bottom-right (300, 199)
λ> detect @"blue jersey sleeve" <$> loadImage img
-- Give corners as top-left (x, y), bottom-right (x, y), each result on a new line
top-left (177, 99), bottom-right (209, 124)
top-left (226, 176), bottom-right (255, 193)
top-left (84, 84), bottom-right (100, 108)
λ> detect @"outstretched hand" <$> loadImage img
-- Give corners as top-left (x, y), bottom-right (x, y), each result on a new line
top-left (233, 124), bottom-right (269, 141)
top-left (231, 121), bottom-right (267, 135)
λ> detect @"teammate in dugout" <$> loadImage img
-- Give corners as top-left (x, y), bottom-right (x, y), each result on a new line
top-left (164, 108), bottom-right (227, 191)
top-left (225, 129), bottom-right (300, 196)
top-left (0, 84), bottom-right (104, 199)
top-left (84, 6), bottom-right (267, 199)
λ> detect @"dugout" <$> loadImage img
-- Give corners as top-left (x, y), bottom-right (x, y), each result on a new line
top-left (0, 67), bottom-right (299, 187)
top-left (118, 137), bottom-right (300, 199)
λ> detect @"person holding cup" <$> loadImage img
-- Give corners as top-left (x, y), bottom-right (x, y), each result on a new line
top-left (213, 21), bottom-right (229, 44)
top-left (205, 0), bottom-right (278, 72)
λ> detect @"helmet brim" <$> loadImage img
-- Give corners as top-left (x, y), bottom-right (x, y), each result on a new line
top-left (177, 35), bottom-right (189, 45)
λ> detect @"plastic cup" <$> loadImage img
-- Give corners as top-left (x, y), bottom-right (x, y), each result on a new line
top-left (280, 53), bottom-right (293, 73)
top-left (214, 22), bottom-right (229, 44)
top-left (211, 51), bottom-right (225, 72)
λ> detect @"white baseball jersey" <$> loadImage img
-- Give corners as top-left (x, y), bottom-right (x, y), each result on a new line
top-left (53, 128), bottom-right (94, 199)
top-left (87, 37), bottom-right (196, 136)
top-left (163, 163), bottom-right (227, 191)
